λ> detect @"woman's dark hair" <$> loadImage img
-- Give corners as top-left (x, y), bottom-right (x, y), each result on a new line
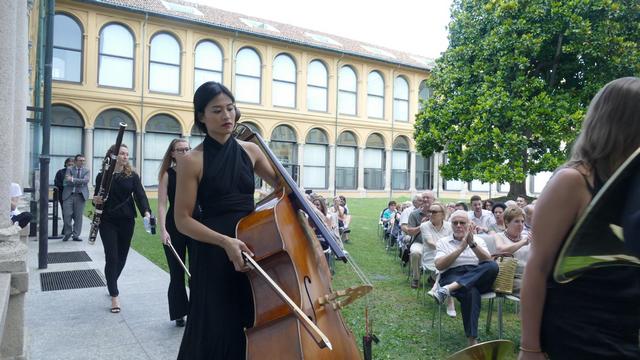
top-left (193, 81), bottom-right (237, 134)
top-left (492, 202), bottom-right (507, 213)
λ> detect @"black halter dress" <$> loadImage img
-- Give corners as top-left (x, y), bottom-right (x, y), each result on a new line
top-left (177, 135), bottom-right (255, 360)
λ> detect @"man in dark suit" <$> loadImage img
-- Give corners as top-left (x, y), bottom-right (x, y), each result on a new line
top-left (54, 157), bottom-right (74, 212)
top-left (62, 154), bottom-right (90, 241)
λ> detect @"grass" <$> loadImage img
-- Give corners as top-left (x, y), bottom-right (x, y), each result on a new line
top-left (87, 197), bottom-right (521, 359)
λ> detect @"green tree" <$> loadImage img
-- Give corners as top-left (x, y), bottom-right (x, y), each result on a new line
top-left (415, 0), bottom-right (640, 197)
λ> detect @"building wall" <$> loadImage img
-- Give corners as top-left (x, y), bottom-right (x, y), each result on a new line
top-left (29, 0), bottom-right (550, 200)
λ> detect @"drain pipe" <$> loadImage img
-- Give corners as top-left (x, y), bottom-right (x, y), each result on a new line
top-left (333, 53), bottom-right (344, 197)
top-left (38, 0), bottom-right (55, 269)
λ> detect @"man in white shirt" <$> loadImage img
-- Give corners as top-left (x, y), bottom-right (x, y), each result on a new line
top-left (430, 210), bottom-right (498, 346)
top-left (467, 195), bottom-right (496, 234)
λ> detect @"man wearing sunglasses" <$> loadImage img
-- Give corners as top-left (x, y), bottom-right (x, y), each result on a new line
top-left (429, 210), bottom-right (499, 346)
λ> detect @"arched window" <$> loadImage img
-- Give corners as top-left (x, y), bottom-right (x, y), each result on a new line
top-left (367, 71), bottom-right (384, 119)
top-left (303, 128), bottom-right (328, 189)
top-left (415, 153), bottom-right (434, 190)
top-left (190, 124), bottom-right (206, 149)
top-left (418, 79), bottom-right (432, 111)
top-left (307, 60), bottom-right (328, 112)
top-left (470, 180), bottom-right (490, 192)
top-left (93, 109), bottom-right (137, 184)
top-left (338, 66), bottom-right (357, 115)
top-left (98, 23), bottom-right (134, 88)
top-left (149, 33), bottom-right (181, 94)
top-left (391, 136), bottom-right (410, 190)
top-left (239, 121), bottom-right (263, 188)
top-left (364, 133), bottom-right (385, 189)
top-left (50, 105), bottom-right (84, 184)
top-left (143, 114), bottom-right (182, 186)
top-left (269, 125), bottom-right (298, 181)
top-left (194, 40), bottom-right (223, 92)
top-left (53, 13), bottom-right (83, 82)
top-left (336, 131), bottom-right (358, 189)
top-left (272, 54), bottom-right (296, 108)
top-left (394, 76), bottom-right (409, 121)
top-left (235, 48), bottom-right (261, 103)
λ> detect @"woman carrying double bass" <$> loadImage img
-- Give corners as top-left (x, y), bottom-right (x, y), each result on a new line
top-left (174, 82), bottom-right (278, 359)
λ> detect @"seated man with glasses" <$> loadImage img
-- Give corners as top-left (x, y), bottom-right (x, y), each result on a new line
top-left (429, 210), bottom-right (498, 346)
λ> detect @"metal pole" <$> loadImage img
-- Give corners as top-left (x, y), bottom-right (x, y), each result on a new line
top-left (39, 0), bottom-right (55, 269)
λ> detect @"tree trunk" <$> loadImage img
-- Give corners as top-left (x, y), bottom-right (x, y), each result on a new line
top-left (507, 180), bottom-right (527, 200)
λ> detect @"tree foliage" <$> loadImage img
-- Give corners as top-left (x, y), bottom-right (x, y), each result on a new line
top-left (414, 0), bottom-right (640, 195)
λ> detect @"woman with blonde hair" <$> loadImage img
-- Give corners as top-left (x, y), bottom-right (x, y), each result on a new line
top-left (93, 143), bottom-right (151, 314)
top-left (519, 77), bottom-right (640, 359)
top-left (493, 206), bottom-right (529, 293)
top-left (157, 138), bottom-right (192, 327)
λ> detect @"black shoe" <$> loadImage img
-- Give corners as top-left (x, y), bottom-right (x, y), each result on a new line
top-left (72, 237), bottom-right (82, 242)
top-left (62, 234), bottom-right (71, 242)
top-left (175, 318), bottom-right (185, 327)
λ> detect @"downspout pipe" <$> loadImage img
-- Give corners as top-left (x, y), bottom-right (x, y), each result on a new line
top-left (39, 0), bottom-right (55, 269)
top-left (333, 53), bottom-right (344, 197)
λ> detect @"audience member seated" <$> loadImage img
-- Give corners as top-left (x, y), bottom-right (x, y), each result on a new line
top-left (329, 196), bottom-right (350, 243)
top-left (381, 201), bottom-right (397, 247)
top-left (483, 199), bottom-right (494, 211)
top-left (504, 200), bottom-right (517, 208)
top-left (467, 195), bottom-right (496, 234)
top-left (488, 203), bottom-right (507, 233)
top-left (399, 194), bottom-right (423, 254)
top-left (420, 202), bottom-right (456, 316)
top-left (493, 206), bottom-right (531, 294)
top-left (454, 201), bottom-right (468, 211)
top-left (516, 195), bottom-right (528, 208)
top-left (405, 191), bottom-right (435, 288)
top-left (430, 210), bottom-right (499, 346)
top-left (522, 204), bottom-right (534, 237)
top-left (1, 182), bottom-right (33, 236)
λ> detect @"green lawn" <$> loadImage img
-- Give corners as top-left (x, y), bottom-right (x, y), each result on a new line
top-left (87, 197), bottom-right (520, 359)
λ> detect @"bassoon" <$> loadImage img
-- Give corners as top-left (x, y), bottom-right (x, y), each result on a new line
top-left (88, 123), bottom-right (127, 244)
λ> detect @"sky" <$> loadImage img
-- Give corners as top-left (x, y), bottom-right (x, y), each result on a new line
top-left (187, 0), bottom-right (453, 59)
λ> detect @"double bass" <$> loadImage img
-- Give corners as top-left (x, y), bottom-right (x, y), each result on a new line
top-left (234, 124), bottom-right (371, 359)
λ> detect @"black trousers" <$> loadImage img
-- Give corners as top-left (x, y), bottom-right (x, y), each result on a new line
top-left (11, 212), bottom-right (33, 228)
top-left (163, 229), bottom-right (191, 320)
top-left (439, 261), bottom-right (499, 338)
top-left (99, 217), bottom-right (135, 297)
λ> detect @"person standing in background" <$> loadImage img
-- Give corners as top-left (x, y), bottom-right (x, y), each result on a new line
top-left (62, 154), bottom-right (90, 241)
top-left (54, 157), bottom-right (74, 212)
top-left (157, 138), bottom-right (193, 327)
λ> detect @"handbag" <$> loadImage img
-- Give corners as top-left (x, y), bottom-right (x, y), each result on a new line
top-left (492, 253), bottom-right (518, 295)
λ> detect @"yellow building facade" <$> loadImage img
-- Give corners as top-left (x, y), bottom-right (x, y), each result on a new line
top-left (29, 0), bottom-right (551, 200)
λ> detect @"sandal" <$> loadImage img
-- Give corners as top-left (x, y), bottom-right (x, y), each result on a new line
top-left (110, 306), bottom-right (121, 313)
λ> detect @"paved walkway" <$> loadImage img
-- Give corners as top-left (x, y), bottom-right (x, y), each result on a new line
top-left (25, 215), bottom-right (183, 360)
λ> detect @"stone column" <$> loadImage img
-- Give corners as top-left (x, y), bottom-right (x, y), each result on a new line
top-left (409, 150), bottom-right (416, 192)
top-left (136, 131), bottom-right (143, 171)
top-left (84, 128), bottom-right (94, 187)
top-left (327, 144), bottom-right (335, 194)
top-left (296, 143), bottom-right (304, 186)
top-left (0, 241), bottom-right (28, 360)
top-left (0, 0), bottom-right (18, 228)
top-left (357, 146), bottom-right (365, 193)
top-left (13, 0), bottom-right (28, 184)
top-left (384, 149), bottom-right (392, 192)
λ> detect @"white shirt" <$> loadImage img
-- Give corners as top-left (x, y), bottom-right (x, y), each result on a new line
top-left (421, 221), bottom-right (453, 270)
top-left (435, 235), bottom-right (489, 271)
top-left (10, 183), bottom-right (22, 216)
top-left (467, 209), bottom-right (496, 233)
top-left (399, 205), bottom-right (415, 226)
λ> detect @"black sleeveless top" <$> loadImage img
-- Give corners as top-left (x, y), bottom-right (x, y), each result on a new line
top-left (177, 134), bottom-right (256, 360)
top-left (541, 169), bottom-right (640, 358)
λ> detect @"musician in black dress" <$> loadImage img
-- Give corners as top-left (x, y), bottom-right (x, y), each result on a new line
top-left (157, 138), bottom-right (192, 327)
top-left (93, 144), bottom-right (151, 313)
top-left (519, 77), bottom-right (640, 359)
top-left (174, 81), bottom-right (277, 359)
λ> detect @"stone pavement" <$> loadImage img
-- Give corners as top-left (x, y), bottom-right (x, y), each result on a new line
top-left (24, 216), bottom-right (183, 360)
